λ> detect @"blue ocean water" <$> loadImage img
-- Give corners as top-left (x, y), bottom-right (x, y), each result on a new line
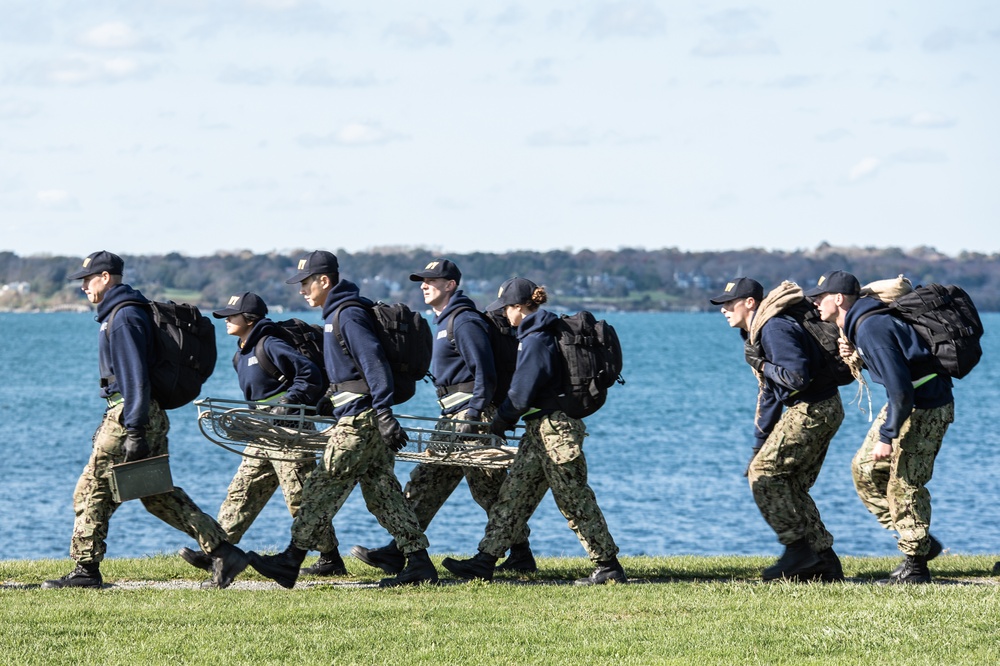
top-left (1, 310), bottom-right (998, 562)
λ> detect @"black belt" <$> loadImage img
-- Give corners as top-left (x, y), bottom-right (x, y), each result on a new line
top-left (436, 381), bottom-right (475, 398)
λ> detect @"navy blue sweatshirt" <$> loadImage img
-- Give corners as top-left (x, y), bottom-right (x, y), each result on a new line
top-left (234, 318), bottom-right (324, 406)
top-left (754, 315), bottom-right (839, 445)
top-left (845, 297), bottom-right (953, 443)
top-left (321, 280), bottom-right (395, 419)
top-left (96, 283), bottom-right (154, 431)
top-left (496, 309), bottom-right (562, 424)
top-left (433, 291), bottom-right (496, 418)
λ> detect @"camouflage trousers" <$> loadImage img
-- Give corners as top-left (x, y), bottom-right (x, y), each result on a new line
top-left (70, 402), bottom-right (227, 564)
top-left (402, 406), bottom-right (529, 544)
top-left (479, 411), bottom-right (618, 562)
top-left (291, 409), bottom-right (428, 554)
top-left (748, 394), bottom-right (844, 551)
top-left (852, 402), bottom-right (954, 556)
top-left (216, 444), bottom-right (338, 553)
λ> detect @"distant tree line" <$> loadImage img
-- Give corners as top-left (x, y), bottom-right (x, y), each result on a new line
top-left (2, 244), bottom-right (999, 312)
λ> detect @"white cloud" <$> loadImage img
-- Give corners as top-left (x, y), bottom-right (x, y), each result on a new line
top-left (889, 148), bottom-right (948, 164)
top-left (922, 26), bottom-right (974, 52)
top-left (297, 122), bottom-right (406, 147)
top-left (691, 37), bottom-right (779, 57)
top-left (887, 112), bottom-right (957, 129)
top-left (585, 2), bottom-right (666, 40)
top-left (37, 189), bottom-right (79, 210)
top-left (526, 127), bottom-right (595, 147)
top-left (513, 58), bottom-right (559, 86)
top-left (294, 60), bottom-right (379, 87)
top-left (863, 31), bottom-right (892, 53)
top-left (218, 64), bottom-right (275, 86)
top-left (768, 74), bottom-right (821, 89)
top-left (79, 22), bottom-right (142, 50)
top-left (384, 16), bottom-right (451, 48)
top-left (816, 128), bottom-right (852, 143)
top-left (848, 157), bottom-right (880, 182)
top-left (264, 190), bottom-right (352, 210)
top-left (245, 0), bottom-right (302, 9)
top-left (704, 8), bottom-right (768, 36)
top-left (0, 97), bottom-right (40, 120)
top-left (779, 182), bottom-right (823, 200)
top-left (8, 56), bottom-right (154, 86)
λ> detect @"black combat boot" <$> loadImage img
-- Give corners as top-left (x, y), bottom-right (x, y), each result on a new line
top-left (179, 547), bottom-right (214, 573)
top-left (889, 535), bottom-right (943, 578)
top-left (495, 542), bottom-right (538, 573)
top-left (379, 549), bottom-right (439, 588)
top-left (210, 542), bottom-right (250, 590)
top-left (41, 562), bottom-right (103, 589)
top-left (442, 551), bottom-right (498, 581)
top-left (880, 554), bottom-right (931, 584)
top-left (796, 547), bottom-right (845, 582)
top-left (350, 540), bottom-right (405, 575)
top-left (301, 550), bottom-right (348, 576)
top-left (762, 538), bottom-right (821, 581)
top-left (575, 558), bottom-right (628, 585)
top-left (248, 543), bottom-right (305, 589)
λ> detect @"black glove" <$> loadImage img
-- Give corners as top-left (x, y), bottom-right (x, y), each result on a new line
top-left (744, 340), bottom-right (766, 373)
top-left (453, 413), bottom-right (482, 437)
top-left (376, 409), bottom-right (408, 452)
top-left (490, 415), bottom-right (514, 438)
top-left (317, 387), bottom-right (335, 417)
top-left (743, 444), bottom-right (762, 477)
top-left (269, 399), bottom-right (303, 427)
top-left (124, 430), bottom-right (150, 463)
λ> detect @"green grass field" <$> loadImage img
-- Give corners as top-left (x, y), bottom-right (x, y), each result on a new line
top-left (3, 554), bottom-right (999, 665)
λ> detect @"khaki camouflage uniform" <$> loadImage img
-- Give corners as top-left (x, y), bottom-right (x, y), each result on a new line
top-left (216, 444), bottom-right (338, 553)
top-left (402, 405), bottom-right (528, 544)
top-left (291, 409), bottom-right (428, 554)
top-left (852, 402), bottom-right (954, 556)
top-left (71, 401), bottom-right (228, 563)
top-left (748, 394), bottom-right (844, 551)
top-left (479, 411), bottom-right (617, 562)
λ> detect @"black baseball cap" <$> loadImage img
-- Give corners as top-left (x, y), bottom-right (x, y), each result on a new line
top-left (487, 277), bottom-right (538, 311)
top-left (708, 277), bottom-right (764, 305)
top-left (212, 292), bottom-right (268, 319)
top-left (803, 270), bottom-right (861, 298)
top-left (68, 251), bottom-right (124, 280)
top-left (285, 250), bottom-right (339, 284)
top-left (409, 259), bottom-right (461, 283)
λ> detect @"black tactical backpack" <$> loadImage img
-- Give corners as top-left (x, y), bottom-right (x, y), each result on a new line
top-left (445, 306), bottom-right (520, 407)
top-left (550, 311), bottom-right (624, 419)
top-left (780, 300), bottom-right (855, 387)
top-left (107, 300), bottom-right (217, 409)
top-left (854, 284), bottom-right (984, 379)
top-left (332, 300), bottom-right (433, 405)
top-left (233, 318), bottom-right (327, 387)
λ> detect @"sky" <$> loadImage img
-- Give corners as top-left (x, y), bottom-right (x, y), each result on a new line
top-left (1, 1), bottom-right (998, 258)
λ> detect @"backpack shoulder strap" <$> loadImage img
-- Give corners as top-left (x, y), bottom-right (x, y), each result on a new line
top-left (849, 304), bottom-right (892, 341)
top-left (104, 300), bottom-right (149, 339)
top-left (252, 336), bottom-right (285, 383)
top-left (445, 305), bottom-right (476, 346)
top-left (331, 299), bottom-right (370, 361)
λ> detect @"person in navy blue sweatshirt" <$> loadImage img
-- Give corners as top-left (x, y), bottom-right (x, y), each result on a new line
top-left (43, 251), bottom-right (248, 590)
top-left (809, 270), bottom-right (953, 584)
top-left (442, 277), bottom-right (626, 585)
top-left (711, 277), bottom-right (845, 582)
top-left (177, 292), bottom-right (345, 583)
top-left (248, 251), bottom-right (436, 589)
top-left (352, 260), bottom-right (536, 576)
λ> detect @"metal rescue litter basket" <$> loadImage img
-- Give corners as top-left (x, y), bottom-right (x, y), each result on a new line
top-left (109, 455), bottom-right (174, 502)
top-left (194, 397), bottom-right (520, 469)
